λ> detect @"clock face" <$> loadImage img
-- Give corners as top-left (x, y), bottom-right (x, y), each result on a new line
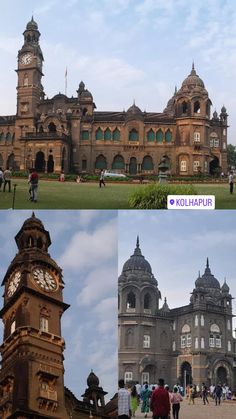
top-left (33, 268), bottom-right (57, 292)
top-left (7, 271), bottom-right (21, 297)
top-left (20, 53), bottom-right (33, 65)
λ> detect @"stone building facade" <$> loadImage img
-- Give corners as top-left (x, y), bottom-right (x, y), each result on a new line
top-left (118, 238), bottom-right (236, 391)
top-left (0, 17), bottom-right (228, 175)
top-left (0, 213), bottom-right (113, 419)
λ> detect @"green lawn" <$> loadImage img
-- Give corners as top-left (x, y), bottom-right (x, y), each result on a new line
top-left (0, 179), bottom-right (235, 209)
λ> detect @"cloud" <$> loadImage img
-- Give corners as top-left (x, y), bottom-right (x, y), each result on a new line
top-left (59, 218), bottom-right (117, 272)
top-left (77, 268), bottom-right (117, 306)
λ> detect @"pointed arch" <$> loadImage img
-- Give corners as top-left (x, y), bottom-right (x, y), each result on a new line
top-left (112, 128), bottom-right (120, 141)
top-left (165, 129), bottom-right (172, 142)
top-left (194, 100), bottom-right (200, 113)
top-left (95, 154), bottom-right (107, 170)
top-left (156, 129), bottom-right (164, 143)
top-left (127, 291), bottom-right (136, 309)
top-left (142, 156), bottom-right (153, 171)
top-left (104, 128), bottom-right (112, 141)
top-left (95, 127), bottom-right (103, 141)
top-left (112, 155), bottom-right (125, 170)
top-left (147, 129), bottom-right (155, 142)
top-left (129, 128), bottom-right (138, 141)
top-left (144, 293), bottom-right (151, 309)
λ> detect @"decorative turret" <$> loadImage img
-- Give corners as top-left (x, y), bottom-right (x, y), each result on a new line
top-left (82, 371), bottom-right (107, 413)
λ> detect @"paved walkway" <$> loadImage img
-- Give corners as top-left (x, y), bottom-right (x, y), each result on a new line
top-left (135, 398), bottom-right (236, 419)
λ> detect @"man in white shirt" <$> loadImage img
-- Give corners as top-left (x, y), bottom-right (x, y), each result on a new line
top-left (118, 379), bottom-right (131, 419)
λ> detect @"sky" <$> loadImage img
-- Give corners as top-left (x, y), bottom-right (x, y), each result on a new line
top-left (118, 210), bottom-right (236, 331)
top-left (0, 0), bottom-right (236, 143)
top-left (0, 210), bottom-right (117, 401)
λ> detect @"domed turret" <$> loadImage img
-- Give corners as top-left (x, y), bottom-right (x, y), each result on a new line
top-left (26, 16), bottom-right (38, 30)
top-left (126, 101), bottom-right (143, 120)
top-left (181, 63), bottom-right (205, 90)
top-left (195, 258), bottom-right (221, 289)
top-left (87, 371), bottom-right (99, 387)
top-left (15, 212), bottom-right (51, 252)
top-left (122, 236), bottom-right (152, 274)
top-left (222, 279), bottom-right (230, 295)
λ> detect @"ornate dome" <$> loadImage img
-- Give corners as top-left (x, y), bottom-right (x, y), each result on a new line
top-left (122, 237), bottom-right (152, 274)
top-left (87, 371), bottom-right (99, 387)
top-left (26, 16), bottom-right (38, 30)
top-left (222, 280), bottom-right (230, 294)
top-left (22, 212), bottom-right (44, 230)
top-left (181, 63), bottom-right (205, 89)
top-left (127, 102), bottom-right (143, 116)
top-left (80, 89), bottom-right (93, 99)
top-left (221, 105), bottom-right (227, 113)
top-left (195, 258), bottom-right (221, 289)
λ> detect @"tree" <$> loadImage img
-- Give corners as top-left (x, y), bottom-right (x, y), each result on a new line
top-left (227, 144), bottom-right (236, 168)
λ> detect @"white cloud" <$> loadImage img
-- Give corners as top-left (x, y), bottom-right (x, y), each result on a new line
top-left (59, 218), bottom-right (117, 272)
top-left (76, 268), bottom-right (117, 306)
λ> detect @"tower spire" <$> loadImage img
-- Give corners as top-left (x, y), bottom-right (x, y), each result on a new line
top-left (206, 257), bottom-right (209, 268)
top-left (136, 235), bottom-right (139, 248)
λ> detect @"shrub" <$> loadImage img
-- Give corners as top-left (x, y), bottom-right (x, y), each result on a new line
top-left (129, 184), bottom-right (197, 209)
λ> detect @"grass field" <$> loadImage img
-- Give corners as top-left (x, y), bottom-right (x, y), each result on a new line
top-left (0, 179), bottom-right (235, 209)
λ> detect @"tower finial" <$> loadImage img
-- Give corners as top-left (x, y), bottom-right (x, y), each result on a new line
top-left (174, 85), bottom-right (177, 95)
top-left (32, 211), bottom-right (35, 218)
top-left (136, 235), bottom-right (139, 248)
top-left (192, 61), bottom-right (195, 70)
top-left (206, 257), bottom-right (209, 268)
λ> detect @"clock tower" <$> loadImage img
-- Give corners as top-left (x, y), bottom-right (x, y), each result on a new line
top-left (16, 17), bottom-right (44, 120)
top-left (0, 213), bottom-right (70, 418)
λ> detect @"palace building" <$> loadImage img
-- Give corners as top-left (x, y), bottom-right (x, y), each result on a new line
top-left (0, 17), bottom-right (228, 176)
top-left (0, 213), bottom-right (115, 419)
top-left (118, 238), bottom-right (236, 390)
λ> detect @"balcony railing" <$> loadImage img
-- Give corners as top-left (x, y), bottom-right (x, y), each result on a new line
top-left (21, 132), bottom-right (70, 140)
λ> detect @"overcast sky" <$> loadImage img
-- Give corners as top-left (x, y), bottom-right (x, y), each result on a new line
top-left (118, 210), bottom-right (236, 331)
top-left (0, 210), bottom-right (117, 401)
top-left (0, 0), bottom-right (235, 144)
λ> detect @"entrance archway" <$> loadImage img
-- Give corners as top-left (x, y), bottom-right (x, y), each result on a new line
top-left (61, 147), bottom-right (66, 171)
top-left (129, 157), bottom-right (137, 175)
top-left (217, 366), bottom-right (227, 384)
top-left (35, 151), bottom-right (45, 172)
top-left (7, 153), bottom-right (15, 170)
top-left (180, 362), bottom-right (192, 389)
top-left (47, 155), bottom-right (54, 173)
top-left (209, 156), bottom-right (220, 175)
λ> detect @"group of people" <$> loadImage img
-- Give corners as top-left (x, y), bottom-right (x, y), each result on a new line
top-left (118, 378), bottom-right (183, 419)
top-left (0, 167), bottom-right (12, 192)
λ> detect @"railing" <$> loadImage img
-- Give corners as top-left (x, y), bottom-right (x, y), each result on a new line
top-left (22, 132), bottom-right (69, 140)
top-left (39, 389), bottom-right (57, 401)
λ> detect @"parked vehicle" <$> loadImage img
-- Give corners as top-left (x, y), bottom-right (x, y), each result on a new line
top-left (103, 170), bottom-right (127, 178)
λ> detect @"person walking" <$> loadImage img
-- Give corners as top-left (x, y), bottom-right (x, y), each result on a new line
top-left (202, 383), bottom-right (209, 405)
top-left (0, 167), bottom-right (4, 190)
top-left (170, 387), bottom-right (183, 419)
top-left (118, 379), bottom-right (131, 419)
top-left (29, 168), bottom-right (39, 202)
top-left (229, 172), bottom-right (234, 194)
top-left (150, 378), bottom-right (170, 419)
top-left (3, 167), bottom-right (11, 192)
top-left (131, 385), bottom-right (139, 417)
top-left (188, 385), bottom-right (195, 405)
top-left (141, 383), bottom-right (151, 418)
top-left (99, 169), bottom-right (106, 188)
top-left (213, 384), bottom-right (222, 406)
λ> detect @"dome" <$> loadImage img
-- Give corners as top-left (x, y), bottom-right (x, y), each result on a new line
top-left (122, 237), bottom-right (152, 274)
top-left (22, 212), bottom-right (44, 230)
top-left (195, 258), bottom-right (221, 289)
top-left (221, 105), bottom-right (227, 113)
top-left (52, 93), bottom-right (67, 101)
top-left (181, 63), bottom-right (205, 89)
top-left (213, 110), bottom-right (219, 119)
top-left (222, 280), bottom-right (230, 294)
top-left (87, 371), bottom-right (99, 387)
top-left (80, 89), bottom-right (93, 99)
top-left (26, 16), bottom-right (38, 30)
top-left (127, 102), bottom-right (143, 116)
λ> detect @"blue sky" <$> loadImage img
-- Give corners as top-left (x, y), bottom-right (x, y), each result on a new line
top-left (0, 210), bottom-right (117, 401)
top-left (0, 0), bottom-right (236, 143)
top-left (118, 210), bottom-right (236, 331)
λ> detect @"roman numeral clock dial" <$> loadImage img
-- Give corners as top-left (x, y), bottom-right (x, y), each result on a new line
top-left (33, 268), bottom-right (57, 292)
top-left (7, 271), bottom-right (21, 297)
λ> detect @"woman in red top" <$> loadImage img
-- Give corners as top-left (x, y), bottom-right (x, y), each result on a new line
top-left (150, 379), bottom-right (170, 419)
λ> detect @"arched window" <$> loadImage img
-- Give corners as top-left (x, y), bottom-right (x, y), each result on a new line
top-left (129, 129), bottom-right (138, 141)
top-left (0, 132), bottom-right (4, 141)
top-left (165, 129), bottom-right (172, 142)
top-left (156, 129), bottom-right (164, 143)
top-left (48, 122), bottom-right (56, 133)
top-left (194, 315), bottom-right (198, 327)
top-left (194, 132), bottom-right (200, 142)
top-left (182, 101), bottom-right (188, 113)
top-left (95, 154), bottom-right (107, 170)
top-left (147, 129), bottom-right (155, 142)
top-left (142, 156), bottom-right (153, 171)
top-left (81, 130), bottom-right (89, 141)
top-left (112, 155), bottom-right (125, 170)
top-left (95, 127), bottom-right (103, 141)
top-left (195, 337), bottom-right (199, 349)
top-left (104, 128), bottom-right (111, 141)
top-left (126, 291), bottom-right (136, 309)
top-left (143, 335), bottom-right (150, 348)
top-left (112, 128), bottom-right (120, 141)
top-left (194, 101), bottom-right (200, 113)
top-left (144, 293), bottom-right (151, 309)
top-left (6, 132), bottom-right (12, 142)
top-left (23, 73), bottom-right (29, 87)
